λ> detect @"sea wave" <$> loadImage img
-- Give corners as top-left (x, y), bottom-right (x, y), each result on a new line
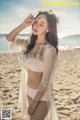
top-left (0, 34), bottom-right (80, 52)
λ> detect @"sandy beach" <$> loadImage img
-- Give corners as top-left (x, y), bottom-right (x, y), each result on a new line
top-left (0, 50), bottom-right (80, 120)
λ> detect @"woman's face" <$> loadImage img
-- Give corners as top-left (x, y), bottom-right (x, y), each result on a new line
top-left (32, 14), bottom-right (49, 35)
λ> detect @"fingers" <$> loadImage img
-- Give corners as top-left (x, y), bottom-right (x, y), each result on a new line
top-left (28, 108), bottom-right (34, 116)
top-left (28, 14), bottom-right (34, 20)
top-left (28, 14), bottom-right (33, 18)
top-left (25, 14), bottom-right (37, 26)
top-left (28, 106), bottom-right (32, 113)
top-left (28, 105), bottom-right (36, 115)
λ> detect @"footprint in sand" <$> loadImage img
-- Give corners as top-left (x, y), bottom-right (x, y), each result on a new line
top-left (3, 90), bottom-right (10, 93)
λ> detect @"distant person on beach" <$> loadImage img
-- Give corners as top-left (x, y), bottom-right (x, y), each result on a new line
top-left (6, 9), bottom-right (59, 120)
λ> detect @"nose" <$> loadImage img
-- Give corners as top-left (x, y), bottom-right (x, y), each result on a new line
top-left (35, 22), bottom-right (40, 28)
top-left (36, 23), bottom-right (39, 28)
top-left (34, 19), bottom-right (39, 28)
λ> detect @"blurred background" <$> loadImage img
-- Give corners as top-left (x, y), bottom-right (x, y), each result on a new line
top-left (0, 0), bottom-right (80, 52)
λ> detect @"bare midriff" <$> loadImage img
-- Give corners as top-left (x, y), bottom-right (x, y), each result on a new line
top-left (27, 68), bottom-right (43, 89)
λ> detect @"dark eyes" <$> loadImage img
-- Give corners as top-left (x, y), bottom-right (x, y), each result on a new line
top-left (40, 24), bottom-right (44, 26)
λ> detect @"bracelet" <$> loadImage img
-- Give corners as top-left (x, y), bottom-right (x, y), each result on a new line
top-left (40, 81), bottom-right (49, 87)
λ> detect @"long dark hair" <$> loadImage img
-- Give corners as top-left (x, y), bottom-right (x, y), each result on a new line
top-left (23, 11), bottom-right (59, 55)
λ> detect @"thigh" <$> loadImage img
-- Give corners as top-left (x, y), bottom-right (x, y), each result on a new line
top-left (30, 101), bottom-right (48, 120)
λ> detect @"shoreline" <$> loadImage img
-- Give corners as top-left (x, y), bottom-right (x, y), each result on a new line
top-left (0, 48), bottom-right (80, 55)
top-left (0, 47), bottom-right (80, 53)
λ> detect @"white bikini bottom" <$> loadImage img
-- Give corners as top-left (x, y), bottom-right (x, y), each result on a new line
top-left (27, 85), bottom-right (48, 101)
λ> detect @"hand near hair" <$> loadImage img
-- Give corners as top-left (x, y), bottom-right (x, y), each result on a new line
top-left (23, 14), bottom-right (36, 27)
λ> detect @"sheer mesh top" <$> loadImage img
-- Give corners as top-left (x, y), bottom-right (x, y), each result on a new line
top-left (20, 39), bottom-right (48, 72)
top-left (9, 37), bottom-right (58, 73)
top-left (8, 37), bottom-right (59, 120)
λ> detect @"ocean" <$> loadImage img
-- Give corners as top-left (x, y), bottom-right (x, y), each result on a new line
top-left (0, 34), bottom-right (80, 53)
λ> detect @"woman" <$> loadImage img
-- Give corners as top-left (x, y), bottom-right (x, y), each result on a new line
top-left (6, 10), bottom-right (59, 120)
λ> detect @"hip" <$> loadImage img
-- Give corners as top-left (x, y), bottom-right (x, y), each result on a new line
top-left (26, 84), bottom-right (48, 101)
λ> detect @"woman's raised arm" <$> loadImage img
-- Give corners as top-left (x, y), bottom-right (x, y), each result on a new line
top-left (6, 14), bottom-right (36, 42)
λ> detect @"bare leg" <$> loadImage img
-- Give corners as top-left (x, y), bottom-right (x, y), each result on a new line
top-left (27, 95), bottom-right (48, 120)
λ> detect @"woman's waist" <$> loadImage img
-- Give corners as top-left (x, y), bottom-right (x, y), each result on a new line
top-left (27, 78), bottom-right (42, 89)
top-left (27, 78), bottom-right (53, 90)
top-left (27, 75), bottom-right (42, 83)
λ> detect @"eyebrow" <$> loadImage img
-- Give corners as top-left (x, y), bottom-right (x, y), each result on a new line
top-left (40, 21), bottom-right (46, 24)
top-left (36, 17), bottom-right (46, 24)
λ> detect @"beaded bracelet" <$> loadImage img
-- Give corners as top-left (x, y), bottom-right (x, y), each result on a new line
top-left (37, 81), bottom-right (49, 93)
top-left (41, 82), bottom-right (48, 86)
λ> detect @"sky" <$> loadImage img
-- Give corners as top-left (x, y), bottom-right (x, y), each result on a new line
top-left (0, 0), bottom-right (80, 37)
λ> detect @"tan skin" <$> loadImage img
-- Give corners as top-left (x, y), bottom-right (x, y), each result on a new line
top-left (6, 14), bottom-right (49, 120)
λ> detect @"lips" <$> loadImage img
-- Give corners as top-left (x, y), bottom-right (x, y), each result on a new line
top-left (34, 28), bottom-right (38, 32)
